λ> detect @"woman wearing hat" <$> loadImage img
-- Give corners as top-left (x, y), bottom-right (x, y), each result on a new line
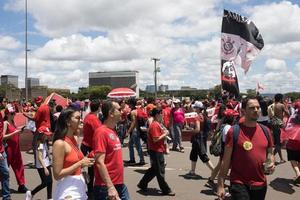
top-left (3, 105), bottom-right (29, 193)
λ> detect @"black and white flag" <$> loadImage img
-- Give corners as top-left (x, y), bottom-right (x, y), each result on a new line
top-left (221, 9), bottom-right (264, 97)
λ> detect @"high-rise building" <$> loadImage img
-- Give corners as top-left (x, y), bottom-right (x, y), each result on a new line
top-left (27, 77), bottom-right (40, 88)
top-left (89, 71), bottom-right (139, 97)
top-left (1, 75), bottom-right (18, 88)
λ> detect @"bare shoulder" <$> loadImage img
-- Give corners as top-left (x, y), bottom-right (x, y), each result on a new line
top-left (53, 139), bottom-right (65, 149)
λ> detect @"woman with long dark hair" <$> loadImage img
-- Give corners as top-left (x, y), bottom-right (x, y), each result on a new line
top-left (52, 108), bottom-right (94, 200)
top-left (3, 105), bottom-right (28, 193)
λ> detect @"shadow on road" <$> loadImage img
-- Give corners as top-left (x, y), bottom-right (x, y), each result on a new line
top-left (134, 169), bottom-right (147, 174)
top-left (179, 173), bottom-right (203, 180)
top-left (269, 177), bottom-right (298, 194)
top-left (137, 188), bottom-right (165, 196)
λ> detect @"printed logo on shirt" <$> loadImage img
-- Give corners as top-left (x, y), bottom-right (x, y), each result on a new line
top-left (243, 141), bottom-right (253, 151)
top-left (109, 133), bottom-right (116, 140)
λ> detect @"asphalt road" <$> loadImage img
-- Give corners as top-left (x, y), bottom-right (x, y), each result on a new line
top-left (6, 141), bottom-right (300, 200)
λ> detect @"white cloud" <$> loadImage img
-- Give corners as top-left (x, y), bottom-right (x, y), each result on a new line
top-left (1, 0), bottom-right (300, 93)
top-left (0, 35), bottom-right (21, 50)
top-left (34, 34), bottom-right (139, 62)
top-left (265, 58), bottom-right (287, 71)
top-left (248, 1), bottom-right (300, 44)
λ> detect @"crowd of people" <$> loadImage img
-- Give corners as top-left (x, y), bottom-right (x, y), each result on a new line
top-left (0, 92), bottom-right (299, 200)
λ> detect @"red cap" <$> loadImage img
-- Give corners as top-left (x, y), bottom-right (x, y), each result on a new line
top-left (35, 96), bottom-right (43, 104)
top-left (294, 101), bottom-right (300, 109)
top-left (37, 126), bottom-right (52, 136)
top-left (223, 109), bottom-right (239, 117)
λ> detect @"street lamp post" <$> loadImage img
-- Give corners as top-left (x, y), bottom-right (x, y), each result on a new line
top-left (25, 0), bottom-right (28, 100)
top-left (151, 58), bottom-right (160, 99)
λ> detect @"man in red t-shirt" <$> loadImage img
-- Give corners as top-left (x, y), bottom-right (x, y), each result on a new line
top-left (23, 96), bottom-right (51, 133)
top-left (137, 108), bottom-right (175, 196)
top-left (217, 97), bottom-right (275, 200)
top-left (80, 99), bottom-right (101, 197)
top-left (93, 100), bottom-right (130, 200)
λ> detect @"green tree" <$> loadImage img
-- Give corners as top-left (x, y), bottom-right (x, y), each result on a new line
top-left (210, 84), bottom-right (222, 99)
top-left (88, 85), bottom-right (112, 100)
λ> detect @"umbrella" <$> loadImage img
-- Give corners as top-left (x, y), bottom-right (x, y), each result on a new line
top-left (107, 87), bottom-right (136, 99)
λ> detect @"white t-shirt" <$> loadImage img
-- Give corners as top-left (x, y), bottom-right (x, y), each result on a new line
top-left (222, 124), bottom-right (231, 143)
top-left (35, 142), bottom-right (51, 168)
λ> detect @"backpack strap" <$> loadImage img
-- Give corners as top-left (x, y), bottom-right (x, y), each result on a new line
top-left (232, 123), bottom-right (270, 153)
top-left (258, 123), bottom-right (271, 146)
top-left (232, 124), bottom-right (240, 152)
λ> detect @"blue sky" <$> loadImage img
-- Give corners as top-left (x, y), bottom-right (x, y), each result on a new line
top-left (0, 0), bottom-right (300, 93)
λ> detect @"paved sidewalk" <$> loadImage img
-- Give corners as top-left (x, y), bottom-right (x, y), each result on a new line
top-left (5, 141), bottom-right (300, 200)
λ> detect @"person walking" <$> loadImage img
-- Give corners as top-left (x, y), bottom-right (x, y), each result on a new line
top-left (0, 109), bottom-right (11, 199)
top-left (137, 108), bottom-right (175, 196)
top-left (93, 100), bottom-right (131, 200)
top-left (81, 99), bottom-right (102, 197)
top-left (217, 97), bottom-right (275, 200)
top-left (25, 126), bottom-right (53, 200)
top-left (3, 105), bottom-right (29, 193)
top-left (170, 99), bottom-right (185, 152)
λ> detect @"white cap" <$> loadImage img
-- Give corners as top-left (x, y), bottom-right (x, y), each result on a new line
top-left (173, 99), bottom-right (180, 103)
top-left (192, 101), bottom-right (203, 109)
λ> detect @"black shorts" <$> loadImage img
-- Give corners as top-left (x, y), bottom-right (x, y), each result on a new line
top-left (272, 127), bottom-right (281, 146)
top-left (287, 149), bottom-right (300, 162)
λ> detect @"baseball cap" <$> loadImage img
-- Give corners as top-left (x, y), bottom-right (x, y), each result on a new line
top-left (192, 101), bottom-right (204, 109)
top-left (35, 96), bottom-right (43, 104)
top-left (223, 109), bottom-right (239, 117)
top-left (294, 101), bottom-right (300, 109)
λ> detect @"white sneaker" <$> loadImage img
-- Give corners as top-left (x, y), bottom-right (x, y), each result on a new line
top-left (25, 190), bottom-right (32, 200)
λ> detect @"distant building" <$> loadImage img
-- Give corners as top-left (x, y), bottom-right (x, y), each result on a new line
top-left (146, 84), bottom-right (169, 93)
top-left (159, 84), bottom-right (168, 92)
top-left (1, 75), bottom-right (18, 88)
top-left (145, 85), bottom-right (155, 93)
top-left (27, 77), bottom-right (40, 88)
top-left (89, 71), bottom-right (139, 97)
top-left (181, 86), bottom-right (197, 90)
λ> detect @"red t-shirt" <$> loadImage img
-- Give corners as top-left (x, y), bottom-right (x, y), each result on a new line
top-left (148, 121), bottom-right (165, 153)
top-left (93, 125), bottom-right (123, 186)
top-left (82, 113), bottom-right (102, 148)
top-left (34, 104), bottom-right (51, 131)
top-left (162, 107), bottom-right (171, 128)
top-left (225, 123), bottom-right (273, 186)
top-left (0, 113), bottom-right (4, 153)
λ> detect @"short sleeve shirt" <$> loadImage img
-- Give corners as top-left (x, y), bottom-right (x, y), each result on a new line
top-left (93, 125), bottom-right (123, 186)
top-left (82, 113), bottom-right (102, 148)
top-left (225, 123), bottom-right (273, 186)
top-left (34, 104), bottom-right (51, 130)
top-left (148, 121), bottom-right (165, 153)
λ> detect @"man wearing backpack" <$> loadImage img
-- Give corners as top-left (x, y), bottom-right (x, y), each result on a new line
top-left (217, 97), bottom-right (275, 200)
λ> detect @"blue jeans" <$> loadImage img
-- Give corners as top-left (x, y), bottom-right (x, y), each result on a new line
top-left (128, 129), bottom-right (144, 162)
top-left (94, 184), bottom-right (131, 200)
top-left (0, 151), bottom-right (11, 200)
top-left (172, 123), bottom-right (183, 149)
